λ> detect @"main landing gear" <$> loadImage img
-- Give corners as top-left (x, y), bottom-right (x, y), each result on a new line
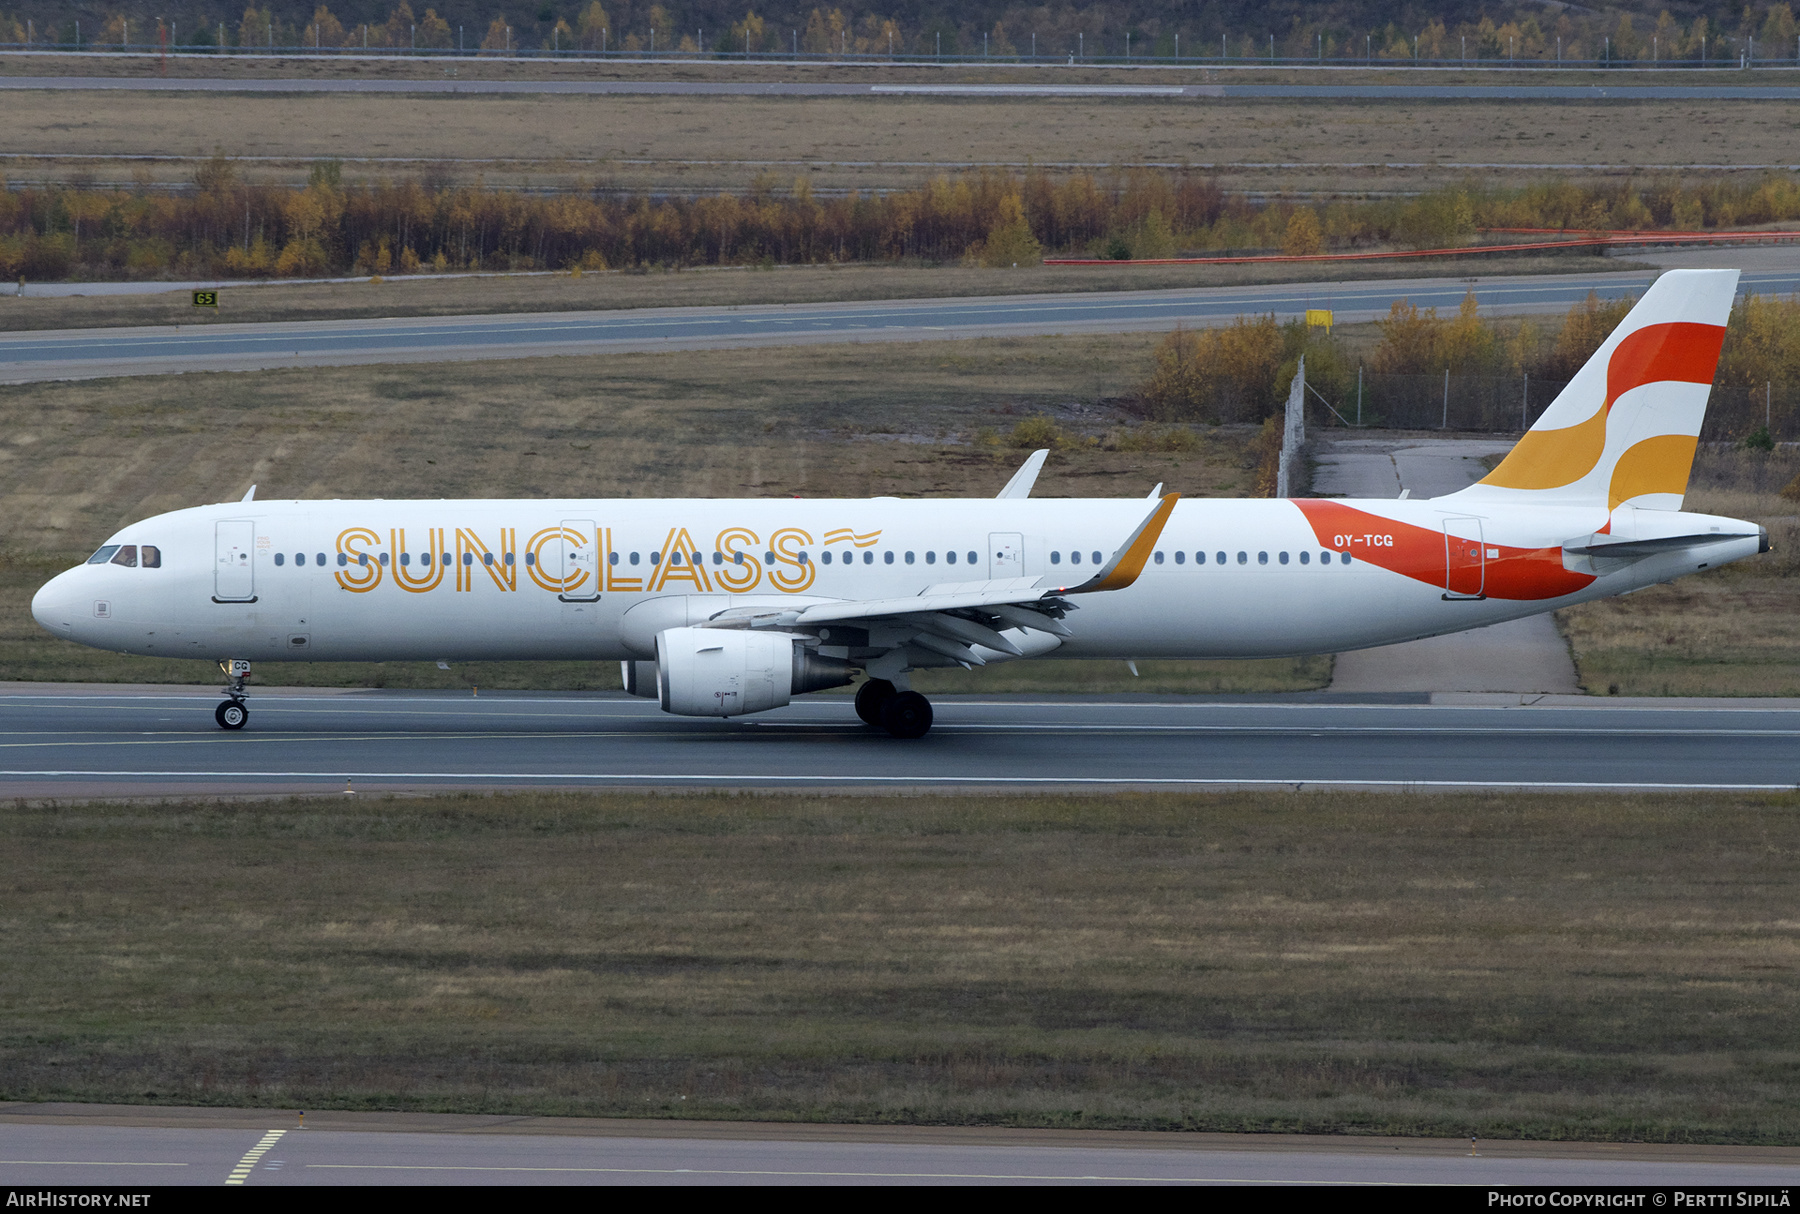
top-left (854, 678), bottom-right (934, 739)
top-left (215, 658), bottom-right (250, 730)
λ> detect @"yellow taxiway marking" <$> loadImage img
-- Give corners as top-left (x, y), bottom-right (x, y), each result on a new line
top-left (224, 1129), bottom-right (285, 1186)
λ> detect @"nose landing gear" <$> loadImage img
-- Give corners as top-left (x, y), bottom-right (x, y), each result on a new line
top-left (215, 658), bottom-right (250, 730)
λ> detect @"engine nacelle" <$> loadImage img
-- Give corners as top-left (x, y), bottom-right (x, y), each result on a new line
top-left (655, 627), bottom-right (853, 717)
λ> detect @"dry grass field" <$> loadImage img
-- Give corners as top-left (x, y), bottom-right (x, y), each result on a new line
top-left (3, 86), bottom-right (1792, 193)
top-left (5, 788), bottom-right (1799, 1139)
top-left (0, 331), bottom-right (1329, 693)
top-left (0, 254), bottom-right (1625, 332)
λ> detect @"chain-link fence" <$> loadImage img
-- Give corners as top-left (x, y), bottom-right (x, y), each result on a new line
top-left (1311, 372), bottom-right (1800, 442)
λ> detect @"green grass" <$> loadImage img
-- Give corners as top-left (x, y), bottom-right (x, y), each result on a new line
top-left (5, 789), bottom-right (1800, 1141)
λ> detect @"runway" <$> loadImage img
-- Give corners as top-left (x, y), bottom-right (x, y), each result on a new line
top-left (2, 685), bottom-right (1797, 799)
top-left (9, 74), bottom-right (1800, 101)
top-left (15, 267), bottom-right (1800, 382)
top-left (4, 1106), bottom-right (1799, 1186)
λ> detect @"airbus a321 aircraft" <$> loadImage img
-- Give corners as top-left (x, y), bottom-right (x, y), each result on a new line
top-left (31, 269), bottom-right (1765, 738)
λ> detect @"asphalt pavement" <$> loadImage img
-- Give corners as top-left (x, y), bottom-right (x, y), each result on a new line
top-left (2, 685), bottom-right (1796, 798)
top-left (4, 1107), bottom-right (1799, 1186)
top-left (17, 267), bottom-right (1800, 382)
top-left (8, 74), bottom-right (1800, 101)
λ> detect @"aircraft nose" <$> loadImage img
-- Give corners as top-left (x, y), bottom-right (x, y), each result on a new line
top-left (31, 569), bottom-right (78, 638)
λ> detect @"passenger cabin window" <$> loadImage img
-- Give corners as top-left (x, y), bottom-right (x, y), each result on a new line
top-left (884, 551), bottom-right (894, 565)
top-left (1069, 551), bottom-right (1081, 565)
top-left (295, 552), bottom-right (307, 567)
top-left (864, 551), bottom-right (874, 564)
top-left (1050, 551), bottom-right (1061, 565)
top-left (943, 551), bottom-right (954, 565)
top-left (274, 552), bottom-right (286, 567)
top-left (968, 551), bottom-right (977, 565)
top-left (1174, 551), bottom-right (1185, 565)
top-left (1258, 552), bottom-right (1268, 565)
top-left (1091, 551), bottom-right (1102, 565)
top-left (1279, 552), bottom-right (1289, 565)
top-left (925, 551), bottom-right (936, 565)
top-left (1153, 551), bottom-right (1164, 564)
top-left (1300, 551), bottom-right (1310, 565)
top-left (318, 553), bottom-right (328, 567)
top-left (1216, 552), bottom-right (1226, 565)
top-left (141, 545), bottom-right (160, 568)
top-left (1237, 552), bottom-right (1247, 565)
top-left (86, 545), bottom-right (120, 565)
top-left (905, 552), bottom-right (915, 564)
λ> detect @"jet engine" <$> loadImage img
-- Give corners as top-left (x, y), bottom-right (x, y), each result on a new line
top-left (654, 627), bottom-right (853, 717)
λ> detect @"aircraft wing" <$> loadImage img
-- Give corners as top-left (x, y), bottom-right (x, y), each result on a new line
top-left (700, 494), bottom-right (1178, 666)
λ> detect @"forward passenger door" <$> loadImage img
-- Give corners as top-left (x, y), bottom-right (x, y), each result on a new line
top-left (214, 520), bottom-right (256, 603)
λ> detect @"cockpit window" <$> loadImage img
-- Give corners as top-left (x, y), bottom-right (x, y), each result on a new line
top-left (86, 545), bottom-right (120, 565)
top-left (110, 545), bottom-right (138, 568)
top-left (140, 545), bottom-right (160, 568)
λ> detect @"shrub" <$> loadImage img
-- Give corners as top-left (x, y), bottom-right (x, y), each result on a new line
top-left (1139, 318), bottom-right (1285, 423)
top-left (1009, 414), bottom-right (1082, 450)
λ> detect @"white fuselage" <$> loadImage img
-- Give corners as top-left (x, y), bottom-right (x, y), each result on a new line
top-left (30, 496), bottom-right (1763, 666)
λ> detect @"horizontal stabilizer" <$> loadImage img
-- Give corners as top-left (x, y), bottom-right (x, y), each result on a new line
top-left (1564, 530), bottom-right (1763, 558)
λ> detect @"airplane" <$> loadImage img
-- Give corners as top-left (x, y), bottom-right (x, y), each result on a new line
top-left (30, 268), bottom-right (1765, 738)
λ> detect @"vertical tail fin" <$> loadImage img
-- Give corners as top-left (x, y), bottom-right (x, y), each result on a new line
top-left (1454, 268), bottom-right (1737, 512)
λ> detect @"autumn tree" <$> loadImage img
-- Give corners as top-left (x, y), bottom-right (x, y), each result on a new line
top-left (575, 2), bottom-right (609, 50)
top-left (416, 8), bottom-right (451, 48)
top-left (730, 9), bottom-right (766, 53)
top-left (965, 193), bottom-right (1041, 267)
top-left (1281, 208), bottom-right (1323, 256)
top-left (381, 1), bottom-right (415, 49)
top-left (238, 5), bottom-right (275, 49)
top-left (302, 5), bottom-right (344, 50)
top-left (802, 7), bottom-right (846, 54)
